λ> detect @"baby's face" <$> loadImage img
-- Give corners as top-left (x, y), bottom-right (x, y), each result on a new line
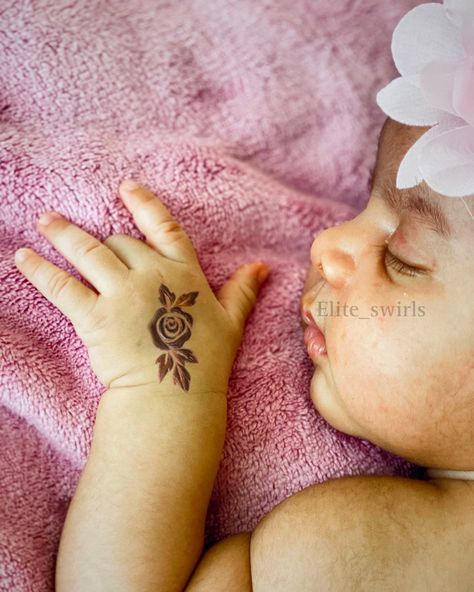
top-left (301, 118), bottom-right (474, 469)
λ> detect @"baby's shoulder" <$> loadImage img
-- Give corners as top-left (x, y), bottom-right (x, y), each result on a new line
top-left (249, 475), bottom-right (474, 591)
top-left (187, 476), bottom-right (473, 591)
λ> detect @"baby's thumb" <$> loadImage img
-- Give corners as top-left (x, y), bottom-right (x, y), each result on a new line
top-left (217, 262), bottom-right (270, 330)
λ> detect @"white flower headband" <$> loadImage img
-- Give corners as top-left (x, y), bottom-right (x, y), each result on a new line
top-left (376, 0), bottom-right (474, 221)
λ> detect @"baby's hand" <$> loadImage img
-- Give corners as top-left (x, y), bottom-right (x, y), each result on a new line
top-left (14, 181), bottom-right (269, 394)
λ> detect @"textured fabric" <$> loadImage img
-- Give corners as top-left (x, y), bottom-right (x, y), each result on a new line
top-left (0, 0), bottom-right (421, 589)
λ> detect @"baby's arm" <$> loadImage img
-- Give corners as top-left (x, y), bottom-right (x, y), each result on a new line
top-left (13, 181), bottom-right (268, 592)
top-left (56, 384), bottom-right (228, 591)
top-left (186, 475), bottom-right (473, 591)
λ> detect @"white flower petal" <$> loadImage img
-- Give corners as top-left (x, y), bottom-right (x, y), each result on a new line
top-left (419, 61), bottom-right (457, 113)
top-left (420, 125), bottom-right (474, 197)
top-left (444, 0), bottom-right (474, 26)
top-left (397, 116), bottom-right (465, 189)
top-left (397, 128), bottom-right (441, 189)
top-left (424, 163), bottom-right (474, 197)
top-left (392, 3), bottom-right (464, 77)
top-left (461, 20), bottom-right (474, 56)
top-left (397, 138), bottom-right (426, 189)
top-left (439, 113), bottom-right (470, 127)
top-left (453, 58), bottom-right (474, 125)
top-left (404, 73), bottom-right (422, 89)
top-left (446, 0), bottom-right (474, 55)
top-left (376, 77), bottom-right (444, 126)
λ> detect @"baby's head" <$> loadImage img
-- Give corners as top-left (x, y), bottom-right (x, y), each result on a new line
top-left (301, 117), bottom-right (474, 470)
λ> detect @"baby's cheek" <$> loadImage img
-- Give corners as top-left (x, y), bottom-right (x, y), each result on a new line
top-left (333, 318), bottom-right (413, 427)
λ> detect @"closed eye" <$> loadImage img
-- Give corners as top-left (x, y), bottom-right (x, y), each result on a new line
top-left (385, 249), bottom-right (425, 278)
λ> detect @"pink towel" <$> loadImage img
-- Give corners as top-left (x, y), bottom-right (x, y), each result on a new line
top-left (0, 1), bottom-right (422, 589)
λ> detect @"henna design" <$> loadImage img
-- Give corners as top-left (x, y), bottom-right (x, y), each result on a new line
top-left (148, 283), bottom-right (199, 392)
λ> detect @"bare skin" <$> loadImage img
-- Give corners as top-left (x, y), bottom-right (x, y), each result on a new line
top-left (187, 477), bottom-right (474, 591)
top-left (302, 119), bottom-right (474, 469)
top-left (16, 121), bottom-right (473, 590)
top-left (300, 119), bottom-right (474, 470)
top-left (184, 119), bottom-right (474, 590)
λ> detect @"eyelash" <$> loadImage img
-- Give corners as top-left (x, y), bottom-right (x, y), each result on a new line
top-left (384, 249), bottom-right (424, 278)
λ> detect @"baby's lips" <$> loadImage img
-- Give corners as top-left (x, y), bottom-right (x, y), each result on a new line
top-left (304, 324), bottom-right (327, 360)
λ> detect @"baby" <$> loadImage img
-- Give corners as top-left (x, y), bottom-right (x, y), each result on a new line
top-left (182, 117), bottom-right (474, 590)
top-left (13, 3), bottom-right (474, 590)
top-left (301, 117), bottom-right (474, 476)
top-left (19, 116), bottom-right (472, 592)
top-left (184, 117), bottom-right (474, 590)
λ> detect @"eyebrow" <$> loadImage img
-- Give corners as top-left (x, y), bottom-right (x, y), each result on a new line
top-left (370, 173), bottom-right (453, 240)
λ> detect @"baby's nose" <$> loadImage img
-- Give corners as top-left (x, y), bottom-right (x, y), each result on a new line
top-left (319, 250), bottom-right (355, 289)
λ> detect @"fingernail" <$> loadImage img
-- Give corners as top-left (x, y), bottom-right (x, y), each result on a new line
top-left (257, 265), bottom-right (270, 283)
top-left (15, 248), bottom-right (32, 263)
top-left (38, 211), bottom-right (62, 226)
top-left (121, 179), bottom-right (140, 191)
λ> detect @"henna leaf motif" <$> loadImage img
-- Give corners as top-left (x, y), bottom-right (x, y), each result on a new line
top-left (174, 348), bottom-right (198, 364)
top-left (159, 284), bottom-right (176, 307)
top-left (175, 291), bottom-right (199, 307)
top-left (173, 363), bottom-right (191, 391)
top-left (155, 352), bottom-right (176, 383)
top-left (156, 353), bottom-right (167, 382)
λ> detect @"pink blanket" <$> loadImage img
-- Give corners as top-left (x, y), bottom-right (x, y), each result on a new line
top-left (0, 0), bottom-right (421, 589)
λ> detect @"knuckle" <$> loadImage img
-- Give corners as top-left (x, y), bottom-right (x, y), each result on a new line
top-left (105, 233), bottom-right (129, 243)
top-left (76, 239), bottom-right (103, 259)
top-left (153, 219), bottom-right (182, 235)
top-left (238, 282), bottom-right (256, 305)
top-left (103, 234), bottom-right (123, 247)
top-left (228, 316), bottom-right (242, 339)
top-left (46, 271), bottom-right (73, 301)
top-left (28, 259), bottom-right (44, 280)
top-left (228, 315), bottom-right (244, 343)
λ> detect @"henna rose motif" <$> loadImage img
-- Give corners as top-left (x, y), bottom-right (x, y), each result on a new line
top-left (148, 283), bottom-right (199, 392)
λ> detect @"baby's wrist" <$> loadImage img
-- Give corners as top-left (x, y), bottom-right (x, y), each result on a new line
top-left (73, 383), bottom-right (228, 592)
top-left (98, 383), bottom-right (228, 412)
top-left (104, 354), bottom-right (232, 397)
top-left (97, 383), bottom-right (228, 419)
top-left (92, 383), bottom-right (228, 455)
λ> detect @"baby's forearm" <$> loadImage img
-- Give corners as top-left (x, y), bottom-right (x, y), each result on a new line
top-left (55, 385), bottom-right (227, 592)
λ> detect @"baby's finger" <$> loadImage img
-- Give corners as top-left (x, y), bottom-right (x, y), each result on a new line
top-left (217, 262), bottom-right (270, 332)
top-left (103, 234), bottom-right (161, 271)
top-left (37, 212), bottom-right (129, 296)
top-left (119, 180), bottom-right (199, 264)
top-left (14, 248), bottom-right (98, 331)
